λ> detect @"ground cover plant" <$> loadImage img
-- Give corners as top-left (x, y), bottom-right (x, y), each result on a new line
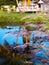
top-left (0, 11), bottom-right (49, 28)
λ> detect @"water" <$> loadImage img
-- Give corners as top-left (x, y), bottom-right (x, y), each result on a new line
top-left (0, 26), bottom-right (49, 46)
top-left (0, 26), bottom-right (49, 65)
top-left (0, 26), bottom-right (24, 45)
top-left (0, 58), bottom-right (5, 63)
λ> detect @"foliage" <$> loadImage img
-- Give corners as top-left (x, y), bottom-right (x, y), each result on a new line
top-left (0, 0), bottom-right (16, 6)
top-left (25, 26), bottom-right (33, 31)
top-left (0, 11), bottom-right (49, 28)
top-left (0, 11), bottom-right (48, 22)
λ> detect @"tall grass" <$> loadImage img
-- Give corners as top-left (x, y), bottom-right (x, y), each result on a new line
top-left (0, 11), bottom-right (49, 23)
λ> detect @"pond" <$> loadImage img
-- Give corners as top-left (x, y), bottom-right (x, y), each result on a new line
top-left (0, 26), bottom-right (24, 45)
top-left (0, 26), bottom-right (49, 65)
top-left (0, 58), bottom-right (5, 64)
top-left (0, 26), bottom-right (49, 46)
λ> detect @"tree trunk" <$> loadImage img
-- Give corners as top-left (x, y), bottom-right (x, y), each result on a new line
top-left (16, 0), bottom-right (18, 7)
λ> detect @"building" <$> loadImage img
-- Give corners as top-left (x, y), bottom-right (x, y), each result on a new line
top-left (16, 0), bottom-right (39, 12)
top-left (16, 0), bottom-right (44, 12)
top-left (1, 0), bottom-right (49, 13)
top-left (43, 0), bottom-right (49, 13)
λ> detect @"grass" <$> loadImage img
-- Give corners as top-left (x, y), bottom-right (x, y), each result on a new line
top-left (0, 11), bottom-right (49, 28)
top-left (0, 11), bottom-right (49, 23)
top-left (0, 11), bottom-right (29, 22)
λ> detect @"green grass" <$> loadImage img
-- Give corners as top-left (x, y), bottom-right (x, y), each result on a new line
top-left (0, 11), bottom-right (49, 23)
top-left (0, 11), bottom-right (30, 22)
top-left (0, 11), bottom-right (49, 29)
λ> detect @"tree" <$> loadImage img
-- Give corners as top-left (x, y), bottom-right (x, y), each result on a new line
top-left (0, 0), bottom-right (16, 5)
